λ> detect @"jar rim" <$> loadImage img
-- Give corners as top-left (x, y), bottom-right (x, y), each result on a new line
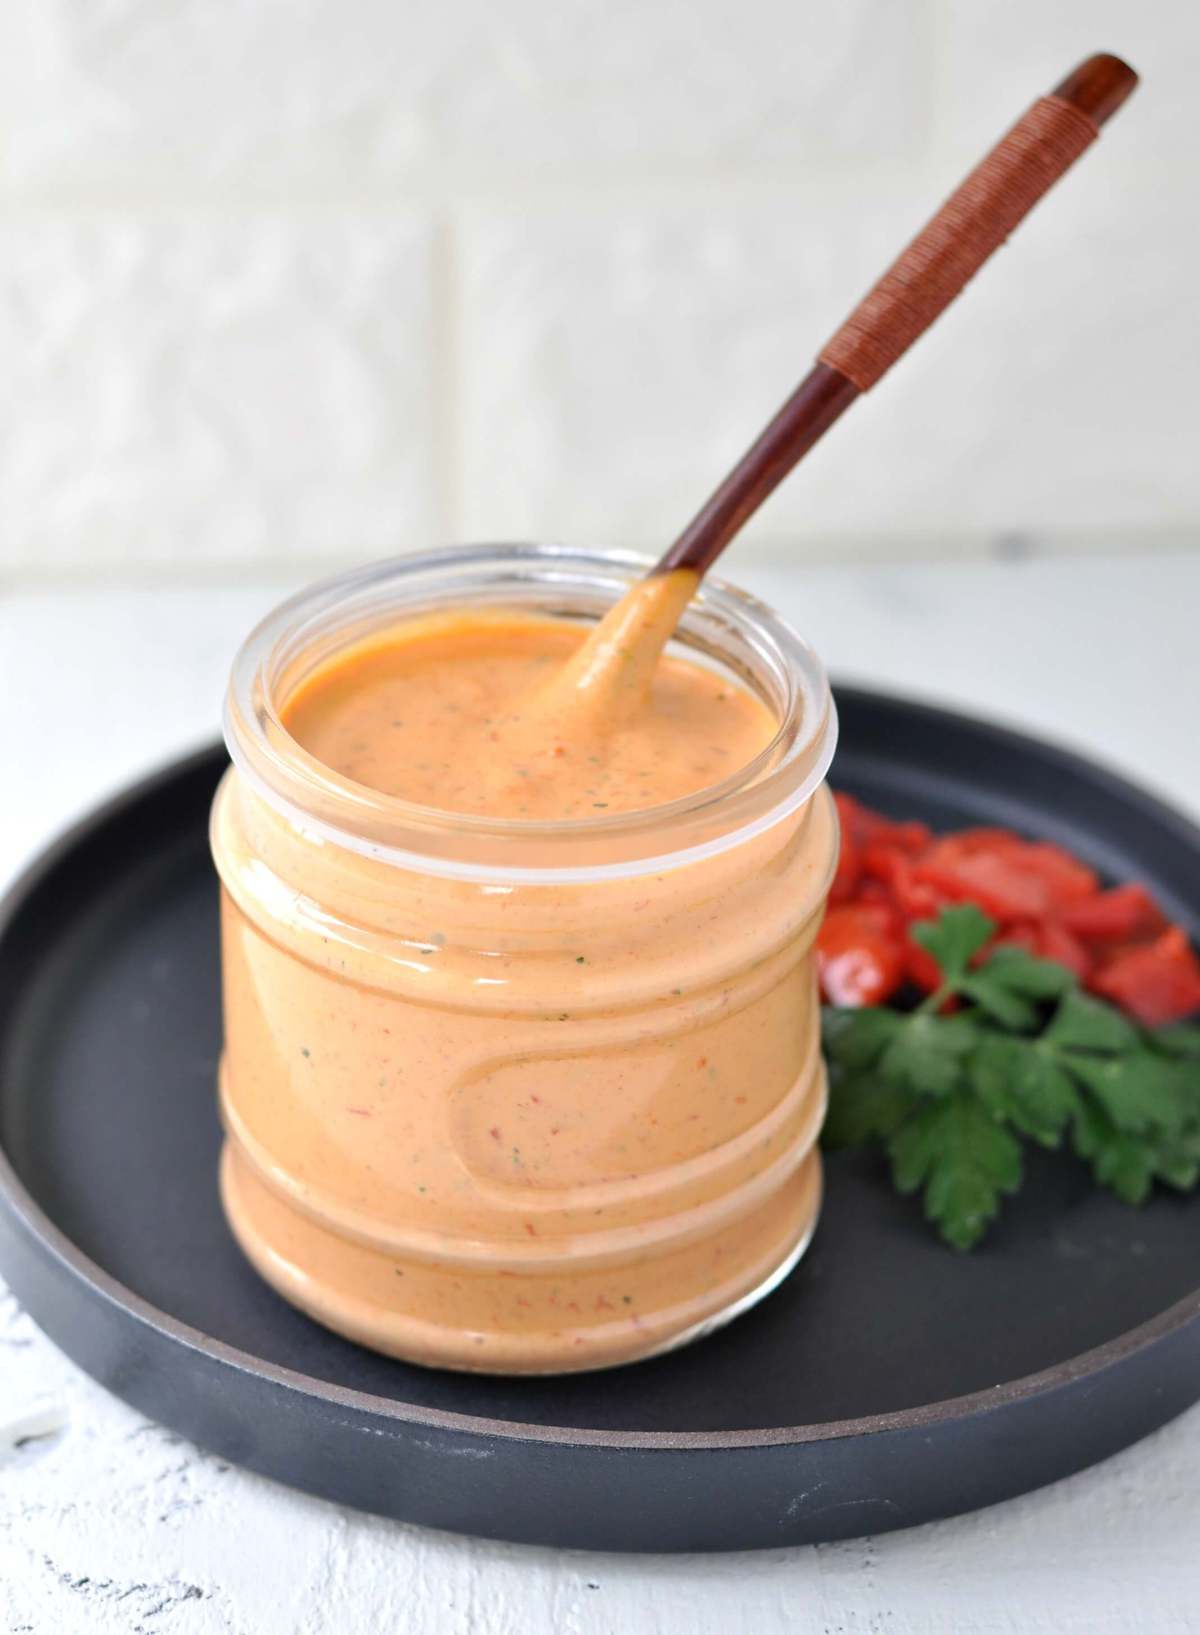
top-left (223, 545), bottom-right (837, 884)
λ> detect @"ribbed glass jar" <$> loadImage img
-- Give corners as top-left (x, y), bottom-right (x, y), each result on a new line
top-left (211, 546), bottom-right (838, 1374)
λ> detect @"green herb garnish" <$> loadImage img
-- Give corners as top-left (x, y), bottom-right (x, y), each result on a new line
top-left (822, 906), bottom-right (1200, 1249)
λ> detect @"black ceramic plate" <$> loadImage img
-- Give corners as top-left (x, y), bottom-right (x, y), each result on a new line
top-left (1, 688), bottom-right (1198, 1554)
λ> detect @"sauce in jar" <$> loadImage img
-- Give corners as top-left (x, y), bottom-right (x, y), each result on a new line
top-left (281, 607), bottom-right (776, 818)
top-left (212, 548), bottom-right (837, 1373)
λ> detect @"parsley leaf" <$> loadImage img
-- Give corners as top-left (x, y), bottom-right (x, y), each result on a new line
top-left (1070, 1098), bottom-right (1158, 1205)
top-left (910, 905), bottom-right (993, 984)
top-left (887, 1092), bottom-right (1023, 1250)
top-left (1152, 1124), bottom-right (1200, 1191)
top-left (968, 1034), bottom-right (1078, 1147)
top-left (978, 946), bottom-right (1077, 999)
top-left (1044, 989), bottom-right (1138, 1053)
top-left (879, 1012), bottom-right (977, 1096)
top-left (821, 1009), bottom-right (920, 1146)
top-left (822, 1006), bottom-right (902, 1070)
top-left (958, 974), bottom-right (1039, 1031)
top-left (822, 1067), bottom-right (915, 1149)
top-left (959, 946), bottom-right (1075, 1031)
top-left (1153, 1025), bottom-right (1200, 1060)
top-left (1056, 1049), bottom-right (1190, 1134)
top-left (821, 905), bottom-right (1200, 1250)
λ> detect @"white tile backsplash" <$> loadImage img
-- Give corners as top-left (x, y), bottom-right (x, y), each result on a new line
top-left (458, 168), bottom-right (1198, 552)
top-left (0, 0), bottom-right (1194, 576)
top-left (2, 0), bottom-right (927, 186)
top-left (458, 190), bottom-right (918, 549)
top-left (0, 217), bottom-right (436, 566)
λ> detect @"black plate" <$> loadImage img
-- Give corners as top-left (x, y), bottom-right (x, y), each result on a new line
top-left (1, 687), bottom-right (1198, 1553)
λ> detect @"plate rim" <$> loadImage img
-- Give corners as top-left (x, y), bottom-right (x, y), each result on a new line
top-left (2, 698), bottom-right (1199, 1455)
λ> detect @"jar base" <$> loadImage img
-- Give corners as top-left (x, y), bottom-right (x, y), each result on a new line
top-left (219, 1140), bottom-right (823, 1377)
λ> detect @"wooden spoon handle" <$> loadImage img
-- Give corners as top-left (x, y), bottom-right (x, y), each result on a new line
top-left (658, 53), bottom-right (1137, 579)
top-left (820, 56), bottom-right (1133, 392)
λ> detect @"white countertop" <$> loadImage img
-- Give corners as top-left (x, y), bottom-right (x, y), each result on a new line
top-left (2, 550), bottom-right (1199, 1633)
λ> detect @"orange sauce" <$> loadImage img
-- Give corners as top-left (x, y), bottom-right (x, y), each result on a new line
top-left (213, 601), bottom-right (833, 1372)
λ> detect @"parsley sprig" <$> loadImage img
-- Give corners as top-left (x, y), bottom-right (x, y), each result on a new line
top-left (822, 905), bottom-right (1200, 1250)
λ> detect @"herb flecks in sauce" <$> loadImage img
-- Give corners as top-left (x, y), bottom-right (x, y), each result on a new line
top-left (281, 613), bottom-right (775, 822)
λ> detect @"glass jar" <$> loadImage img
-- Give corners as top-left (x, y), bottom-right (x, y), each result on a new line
top-left (211, 545), bottom-right (838, 1374)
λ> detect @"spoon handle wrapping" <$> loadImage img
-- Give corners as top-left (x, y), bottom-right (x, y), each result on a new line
top-left (820, 85), bottom-right (1113, 393)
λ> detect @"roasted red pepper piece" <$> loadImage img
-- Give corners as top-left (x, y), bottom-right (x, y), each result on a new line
top-left (1089, 926), bottom-right (1200, 1026)
top-left (826, 789), bottom-right (1200, 1023)
top-left (1010, 842), bottom-right (1098, 907)
top-left (817, 904), bottom-right (906, 1007)
top-left (915, 843), bottom-right (1050, 921)
top-left (1035, 919), bottom-right (1094, 981)
top-left (861, 846), bottom-right (951, 919)
top-left (855, 877), bottom-right (896, 910)
top-left (833, 792), bottom-right (883, 849)
top-left (834, 793), bottom-right (931, 855)
top-left (991, 923), bottom-right (1042, 957)
top-left (914, 833), bottom-right (1096, 922)
top-left (1060, 883), bottom-right (1167, 943)
top-left (829, 824), bottom-right (862, 905)
top-left (877, 819), bottom-right (933, 855)
top-left (921, 827), bottom-right (1022, 855)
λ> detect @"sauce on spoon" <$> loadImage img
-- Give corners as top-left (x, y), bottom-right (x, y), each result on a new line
top-left (281, 581), bottom-right (766, 822)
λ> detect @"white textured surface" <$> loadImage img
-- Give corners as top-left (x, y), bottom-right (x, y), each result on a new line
top-left (458, 173), bottom-right (1193, 550)
top-left (0, 218), bottom-right (436, 566)
top-left (2, 553), bottom-right (1200, 1631)
top-left (3, 0), bottom-right (924, 180)
top-left (0, 0), bottom-right (1198, 571)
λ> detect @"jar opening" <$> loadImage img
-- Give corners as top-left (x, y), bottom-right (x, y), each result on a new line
top-left (224, 546), bottom-right (837, 882)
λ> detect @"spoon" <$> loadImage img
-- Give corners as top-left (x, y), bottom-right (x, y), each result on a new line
top-left (547, 52), bottom-right (1138, 730)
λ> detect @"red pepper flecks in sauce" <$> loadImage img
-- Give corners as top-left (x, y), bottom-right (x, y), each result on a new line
top-left (281, 610), bottom-right (777, 819)
top-left (213, 603), bottom-right (834, 1372)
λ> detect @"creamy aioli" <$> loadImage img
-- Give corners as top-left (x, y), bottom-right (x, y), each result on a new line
top-left (213, 579), bottom-right (835, 1373)
top-left (282, 596), bottom-right (768, 819)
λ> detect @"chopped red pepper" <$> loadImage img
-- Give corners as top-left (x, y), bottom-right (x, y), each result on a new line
top-left (832, 792), bottom-right (880, 849)
top-left (834, 793), bottom-right (931, 855)
top-left (878, 819), bottom-right (934, 856)
top-left (903, 933), bottom-right (944, 995)
top-left (861, 846), bottom-right (950, 920)
top-left (1034, 919), bottom-right (1094, 982)
top-left (1061, 883), bottom-right (1166, 943)
top-left (1089, 926), bottom-right (1200, 1026)
top-left (855, 877), bottom-right (898, 912)
top-left (816, 904), bottom-right (906, 1007)
top-left (1010, 842), bottom-right (1098, 907)
top-left (916, 843), bottom-right (1050, 921)
top-left (829, 824), bottom-right (862, 905)
top-left (912, 833), bottom-right (1096, 922)
top-left (991, 922), bottom-right (1042, 957)
top-left (923, 826), bottom-right (1023, 854)
top-left (826, 790), bottom-right (1199, 1023)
